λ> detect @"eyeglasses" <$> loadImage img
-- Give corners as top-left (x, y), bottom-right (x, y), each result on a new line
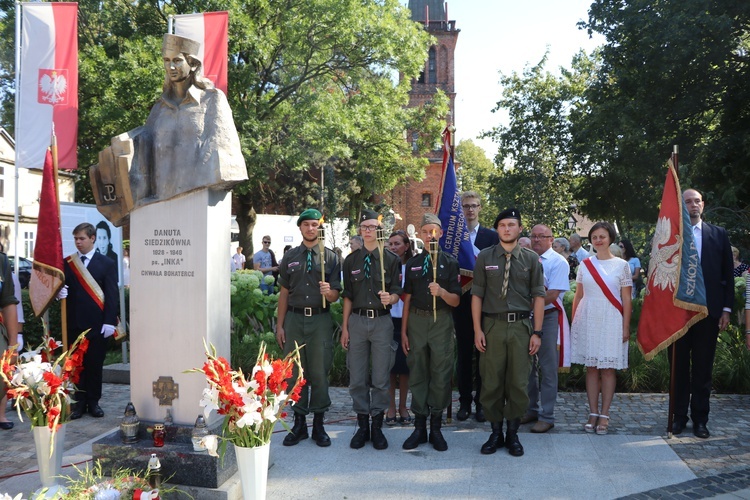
top-left (462, 204), bottom-right (480, 210)
top-left (262, 241), bottom-right (271, 244)
top-left (530, 235), bottom-right (553, 240)
top-left (360, 225), bottom-right (379, 232)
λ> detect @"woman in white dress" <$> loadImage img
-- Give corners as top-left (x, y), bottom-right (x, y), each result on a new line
top-left (570, 222), bottom-right (632, 435)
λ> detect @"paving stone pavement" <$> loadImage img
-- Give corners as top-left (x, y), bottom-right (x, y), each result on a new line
top-left (2, 384), bottom-right (750, 498)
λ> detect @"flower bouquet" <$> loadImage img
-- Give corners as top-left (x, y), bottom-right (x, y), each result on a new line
top-left (188, 340), bottom-right (306, 457)
top-left (0, 330), bottom-right (89, 436)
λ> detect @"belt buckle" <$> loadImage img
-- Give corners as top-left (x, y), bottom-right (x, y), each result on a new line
top-left (304, 307), bottom-right (313, 317)
top-left (366, 309), bottom-right (375, 319)
top-left (507, 312), bottom-right (517, 323)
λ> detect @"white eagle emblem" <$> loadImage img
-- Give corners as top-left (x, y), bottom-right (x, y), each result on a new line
top-left (38, 70), bottom-right (68, 105)
top-left (645, 216), bottom-right (681, 294)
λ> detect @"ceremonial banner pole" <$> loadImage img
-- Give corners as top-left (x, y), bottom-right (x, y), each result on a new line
top-left (318, 217), bottom-right (326, 308)
top-left (51, 131), bottom-right (69, 350)
top-left (667, 144), bottom-right (679, 438)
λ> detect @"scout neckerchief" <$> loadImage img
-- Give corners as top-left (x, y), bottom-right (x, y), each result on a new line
top-left (66, 254), bottom-right (105, 310)
top-left (582, 256), bottom-right (623, 315)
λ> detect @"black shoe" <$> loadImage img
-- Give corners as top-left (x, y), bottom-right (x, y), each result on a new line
top-left (480, 421), bottom-right (504, 455)
top-left (89, 405), bottom-right (104, 418)
top-left (672, 419), bottom-right (687, 435)
top-left (475, 404), bottom-right (486, 423)
top-left (429, 413), bottom-right (447, 452)
top-left (311, 413), bottom-right (331, 447)
top-left (456, 403), bottom-right (471, 421)
top-left (283, 413), bottom-right (309, 446)
top-left (403, 415), bottom-right (428, 450)
top-left (69, 410), bottom-right (83, 420)
top-left (693, 422), bottom-right (710, 439)
top-left (505, 419), bottom-right (524, 457)
top-left (350, 414), bottom-right (370, 449)
top-left (0, 421), bottom-right (13, 430)
top-left (370, 412), bottom-right (388, 450)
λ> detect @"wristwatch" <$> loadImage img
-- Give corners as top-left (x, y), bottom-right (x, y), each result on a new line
top-left (533, 330), bottom-right (543, 338)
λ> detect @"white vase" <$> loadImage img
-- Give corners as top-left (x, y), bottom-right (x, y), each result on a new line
top-left (235, 442), bottom-right (270, 500)
top-left (32, 424), bottom-right (68, 498)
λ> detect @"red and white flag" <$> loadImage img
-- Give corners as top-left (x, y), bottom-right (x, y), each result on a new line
top-left (29, 149), bottom-right (65, 317)
top-left (17, 3), bottom-right (78, 170)
top-left (174, 11), bottom-right (229, 94)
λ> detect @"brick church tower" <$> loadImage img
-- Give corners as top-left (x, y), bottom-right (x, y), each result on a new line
top-left (387, 0), bottom-right (459, 230)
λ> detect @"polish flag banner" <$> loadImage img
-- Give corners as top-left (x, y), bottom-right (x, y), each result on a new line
top-left (17, 3), bottom-right (78, 170)
top-left (174, 11), bottom-right (229, 95)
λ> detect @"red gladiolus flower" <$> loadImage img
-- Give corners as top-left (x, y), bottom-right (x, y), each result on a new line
top-left (43, 371), bottom-right (63, 395)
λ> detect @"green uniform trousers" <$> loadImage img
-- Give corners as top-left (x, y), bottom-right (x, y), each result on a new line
top-left (406, 310), bottom-right (455, 416)
top-left (283, 311), bottom-right (334, 415)
top-left (479, 316), bottom-right (533, 422)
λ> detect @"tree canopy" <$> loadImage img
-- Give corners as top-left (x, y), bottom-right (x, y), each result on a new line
top-left (486, 0), bottom-right (750, 248)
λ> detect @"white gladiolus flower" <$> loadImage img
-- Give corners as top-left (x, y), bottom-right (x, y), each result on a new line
top-left (201, 435), bottom-right (220, 457)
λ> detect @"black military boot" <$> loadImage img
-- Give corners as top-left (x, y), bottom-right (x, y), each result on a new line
top-left (505, 418), bottom-right (524, 457)
top-left (282, 413), bottom-right (308, 446)
top-left (480, 421), bottom-right (504, 455)
top-left (350, 414), bottom-right (370, 449)
top-left (370, 412), bottom-right (389, 450)
top-left (402, 414), bottom-right (428, 450)
top-left (311, 413), bottom-right (331, 447)
top-left (429, 413), bottom-right (448, 452)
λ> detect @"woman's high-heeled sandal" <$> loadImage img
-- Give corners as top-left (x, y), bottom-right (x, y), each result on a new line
top-left (596, 414), bottom-right (610, 435)
top-left (584, 413), bottom-right (598, 433)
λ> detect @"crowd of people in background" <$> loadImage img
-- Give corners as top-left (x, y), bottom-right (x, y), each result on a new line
top-left (224, 186), bottom-right (744, 452)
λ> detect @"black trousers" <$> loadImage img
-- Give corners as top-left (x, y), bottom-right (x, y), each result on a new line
top-left (669, 316), bottom-right (719, 425)
top-left (73, 327), bottom-right (107, 410)
top-left (453, 292), bottom-right (481, 407)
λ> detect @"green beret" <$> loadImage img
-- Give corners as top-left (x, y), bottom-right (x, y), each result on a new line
top-left (421, 213), bottom-right (442, 228)
top-left (297, 208), bottom-right (323, 226)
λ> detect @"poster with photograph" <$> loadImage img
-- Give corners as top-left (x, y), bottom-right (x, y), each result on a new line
top-left (60, 202), bottom-right (124, 285)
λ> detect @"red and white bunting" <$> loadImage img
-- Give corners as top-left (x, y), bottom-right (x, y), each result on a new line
top-left (17, 3), bottom-right (78, 170)
top-left (174, 11), bottom-right (229, 95)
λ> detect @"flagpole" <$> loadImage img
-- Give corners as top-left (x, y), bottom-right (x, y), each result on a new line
top-left (446, 123), bottom-right (455, 424)
top-left (667, 144), bottom-right (679, 439)
top-left (13, 2), bottom-right (21, 273)
top-left (50, 129), bottom-right (68, 350)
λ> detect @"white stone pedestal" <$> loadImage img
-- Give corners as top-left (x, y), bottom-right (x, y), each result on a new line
top-left (130, 188), bottom-right (231, 424)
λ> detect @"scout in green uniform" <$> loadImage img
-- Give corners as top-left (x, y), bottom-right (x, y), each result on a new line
top-left (401, 213), bottom-right (461, 451)
top-left (276, 209), bottom-right (342, 447)
top-left (341, 209), bottom-right (403, 450)
top-left (472, 208), bottom-right (545, 457)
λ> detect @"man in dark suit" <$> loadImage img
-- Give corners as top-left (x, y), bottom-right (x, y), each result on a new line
top-left (62, 222), bottom-right (119, 419)
top-left (453, 191), bottom-right (500, 421)
top-left (671, 189), bottom-right (733, 438)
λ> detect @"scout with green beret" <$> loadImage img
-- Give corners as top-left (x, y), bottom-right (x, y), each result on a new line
top-left (341, 208), bottom-right (403, 450)
top-left (471, 207), bottom-right (545, 457)
top-left (276, 208), bottom-right (341, 447)
top-left (401, 213), bottom-right (461, 452)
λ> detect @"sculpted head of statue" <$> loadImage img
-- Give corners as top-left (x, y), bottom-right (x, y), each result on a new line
top-left (161, 34), bottom-right (213, 93)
